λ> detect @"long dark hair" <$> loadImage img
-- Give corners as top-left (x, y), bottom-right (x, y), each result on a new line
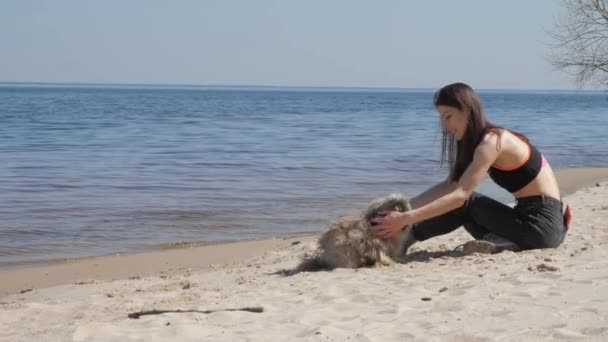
top-left (434, 83), bottom-right (504, 181)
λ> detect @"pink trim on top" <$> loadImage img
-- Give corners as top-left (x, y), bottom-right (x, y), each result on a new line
top-left (541, 154), bottom-right (549, 168)
top-left (491, 138), bottom-right (531, 171)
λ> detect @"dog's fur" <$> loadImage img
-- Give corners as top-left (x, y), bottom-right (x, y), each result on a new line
top-left (284, 193), bottom-right (412, 274)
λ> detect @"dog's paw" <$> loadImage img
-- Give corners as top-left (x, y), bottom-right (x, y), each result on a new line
top-left (379, 253), bottom-right (395, 266)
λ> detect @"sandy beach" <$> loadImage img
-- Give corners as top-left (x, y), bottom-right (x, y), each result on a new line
top-left (1, 167), bottom-right (608, 341)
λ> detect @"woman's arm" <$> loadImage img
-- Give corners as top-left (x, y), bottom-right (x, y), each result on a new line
top-left (405, 136), bottom-right (499, 224)
top-left (409, 178), bottom-right (456, 209)
top-left (372, 134), bottom-right (501, 238)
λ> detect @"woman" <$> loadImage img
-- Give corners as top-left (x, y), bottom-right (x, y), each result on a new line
top-left (372, 82), bottom-right (570, 253)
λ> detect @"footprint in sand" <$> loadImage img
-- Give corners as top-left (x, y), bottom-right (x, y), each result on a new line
top-left (442, 333), bottom-right (492, 342)
top-left (512, 291), bottom-right (535, 298)
top-left (447, 284), bottom-right (476, 297)
top-left (489, 308), bottom-right (513, 318)
top-left (529, 263), bottom-right (560, 272)
top-left (294, 328), bottom-right (322, 338)
top-left (552, 327), bottom-right (590, 340)
top-left (396, 332), bottom-right (416, 339)
top-left (434, 302), bottom-right (465, 312)
top-left (579, 306), bottom-right (601, 315)
top-left (580, 326), bottom-right (608, 336)
top-left (376, 308), bottom-right (398, 315)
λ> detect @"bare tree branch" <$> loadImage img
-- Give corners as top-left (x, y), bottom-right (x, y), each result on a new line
top-left (549, 0), bottom-right (608, 88)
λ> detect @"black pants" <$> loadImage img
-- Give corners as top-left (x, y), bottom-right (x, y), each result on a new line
top-left (411, 192), bottom-right (568, 250)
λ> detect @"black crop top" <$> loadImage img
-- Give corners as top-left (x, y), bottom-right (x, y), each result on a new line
top-left (487, 140), bottom-right (543, 193)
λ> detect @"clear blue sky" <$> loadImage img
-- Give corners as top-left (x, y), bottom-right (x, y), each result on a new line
top-left (0, 0), bottom-right (577, 89)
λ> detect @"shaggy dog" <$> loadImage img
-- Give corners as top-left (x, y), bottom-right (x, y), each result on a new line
top-left (283, 193), bottom-right (412, 274)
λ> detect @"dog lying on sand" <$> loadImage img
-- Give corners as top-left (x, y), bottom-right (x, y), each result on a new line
top-left (282, 193), bottom-right (413, 275)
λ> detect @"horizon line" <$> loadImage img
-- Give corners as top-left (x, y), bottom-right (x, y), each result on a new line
top-left (0, 80), bottom-right (600, 93)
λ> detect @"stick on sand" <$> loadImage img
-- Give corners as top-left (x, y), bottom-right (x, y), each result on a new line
top-left (127, 306), bottom-right (264, 319)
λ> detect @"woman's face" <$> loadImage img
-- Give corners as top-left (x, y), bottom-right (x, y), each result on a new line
top-left (436, 105), bottom-right (469, 140)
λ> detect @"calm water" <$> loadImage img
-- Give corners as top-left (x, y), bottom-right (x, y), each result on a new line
top-left (0, 84), bottom-right (606, 265)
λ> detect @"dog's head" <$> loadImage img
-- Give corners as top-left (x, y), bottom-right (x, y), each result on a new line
top-left (365, 192), bottom-right (411, 223)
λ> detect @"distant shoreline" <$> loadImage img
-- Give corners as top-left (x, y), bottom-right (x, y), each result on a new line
top-left (0, 81), bottom-right (604, 94)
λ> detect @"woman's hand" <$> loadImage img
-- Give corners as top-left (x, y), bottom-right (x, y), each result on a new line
top-left (371, 210), bottom-right (412, 239)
